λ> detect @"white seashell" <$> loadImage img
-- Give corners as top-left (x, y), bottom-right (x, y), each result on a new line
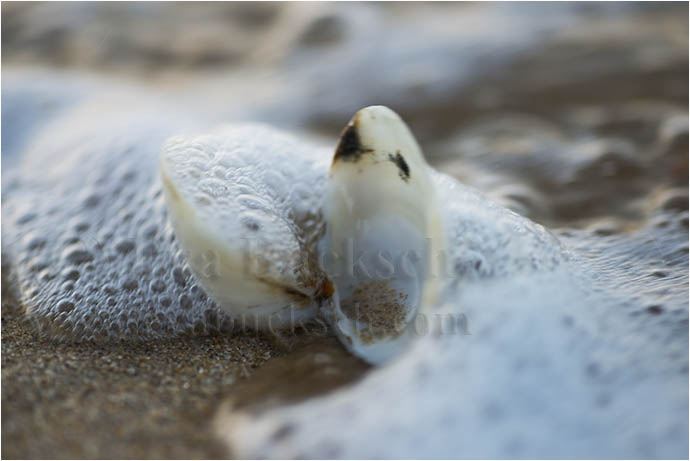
top-left (158, 109), bottom-right (443, 363)
top-left (159, 126), bottom-right (330, 329)
top-left (322, 106), bottom-right (444, 364)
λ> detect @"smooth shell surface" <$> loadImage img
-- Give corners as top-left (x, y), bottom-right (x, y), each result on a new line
top-left (323, 106), bottom-right (444, 364)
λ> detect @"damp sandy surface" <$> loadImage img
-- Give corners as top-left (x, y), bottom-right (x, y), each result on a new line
top-left (2, 2), bottom-right (688, 459)
top-left (2, 267), bottom-right (366, 459)
top-left (2, 269), bottom-right (261, 459)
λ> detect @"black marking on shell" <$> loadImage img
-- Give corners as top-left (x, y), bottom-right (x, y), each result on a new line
top-left (389, 151), bottom-right (410, 182)
top-left (333, 120), bottom-right (372, 163)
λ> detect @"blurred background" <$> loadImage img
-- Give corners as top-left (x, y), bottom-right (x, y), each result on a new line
top-left (2, 1), bottom-right (687, 231)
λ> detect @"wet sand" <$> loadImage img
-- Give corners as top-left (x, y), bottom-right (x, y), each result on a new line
top-left (2, 268), bottom-right (259, 459)
top-left (2, 267), bottom-right (367, 459)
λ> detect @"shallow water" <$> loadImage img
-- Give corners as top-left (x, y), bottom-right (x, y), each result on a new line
top-left (2, 2), bottom-right (688, 458)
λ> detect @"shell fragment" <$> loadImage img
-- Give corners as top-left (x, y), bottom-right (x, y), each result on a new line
top-left (322, 106), bottom-right (444, 364)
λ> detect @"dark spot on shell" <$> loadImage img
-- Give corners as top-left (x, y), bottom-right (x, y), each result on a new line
top-left (333, 121), bottom-right (372, 163)
top-left (320, 279), bottom-right (335, 298)
top-left (388, 151), bottom-right (410, 181)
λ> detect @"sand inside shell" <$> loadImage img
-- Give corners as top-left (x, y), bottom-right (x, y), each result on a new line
top-left (339, 281), bottom-right (409, 344)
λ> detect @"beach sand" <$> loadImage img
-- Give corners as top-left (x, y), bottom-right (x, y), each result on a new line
top-left (2, 265), bottom-right (368, 458)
